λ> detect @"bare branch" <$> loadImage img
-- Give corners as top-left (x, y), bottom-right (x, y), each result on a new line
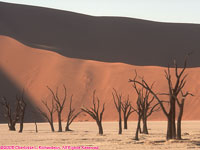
top-left (129, 72), bottom-right (168, 117)
top-left (81, 90), bottom-right (105, 135)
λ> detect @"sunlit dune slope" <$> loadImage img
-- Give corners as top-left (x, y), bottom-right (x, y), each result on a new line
top-left (0, 35), bottom-right (200, 122)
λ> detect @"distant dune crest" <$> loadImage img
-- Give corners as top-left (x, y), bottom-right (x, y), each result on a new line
top-left (0, 2), bottom-right (200, 67)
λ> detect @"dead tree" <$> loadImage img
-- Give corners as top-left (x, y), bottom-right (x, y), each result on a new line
top-left (81, 90), bottom-right (105, 135)
top-left (17, 91), bottom-right (27, 133)
top-left (47, 85), bottom-right (67, 132)
top-left (132, 82), bottom-right (160, 134)
top-left (129, 56), bottom-right (189, 140)
top-left (65, 95), bottom-right (81, 131)
top-left (121, 95), bottom-right (134, 129)
top-left (38, 98), bottom-right (56, 132)
top-left (35, 121), bottom-right (38, 133)
top-left (132, 93), bottom-right (143, 140)
top-left (31, 110), bottom-right (39, 133)
top-left (112, 88), bottom-right (122, 134)
top-left (0, 97), bottom-right (20, 131)
top-left (176, 91), bottom-right (193, 140)
top-left (141, 96), bottom-right (160, 134)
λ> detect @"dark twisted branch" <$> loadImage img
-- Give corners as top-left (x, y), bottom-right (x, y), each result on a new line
top-left (81, 90), bottom-right (105, 135)
top-left (47, 85), bottom-right (67, 132)
top-left (38, 98), bottom-right (56, 132)
top-left (112, 88), bottom-right (122, 134)
top-left (65, 95), bottom-right (81, 131)
top-left (121, 95), bottom-right (135, 129)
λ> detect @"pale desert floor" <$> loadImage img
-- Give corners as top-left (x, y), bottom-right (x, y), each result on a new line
top-left (0, 121), bottom-right (200, 150)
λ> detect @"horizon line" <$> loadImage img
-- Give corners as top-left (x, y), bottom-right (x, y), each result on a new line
top-left (1, 1), bottom-right (200, 25)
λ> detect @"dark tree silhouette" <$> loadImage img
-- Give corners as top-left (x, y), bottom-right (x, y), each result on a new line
top-left (121, 95), bottom-right (134, 129)
top-left (132, 82), bottom-right (160, 134)
top-left (17, 91), bottom-right (27, 133)
top-left (65, 95), bottom-right (81, 131)
top-left (47, 85), bottom-right (67, 132)
top-left (129, 56), bottom-right (189, 140)
top-left (141, 97), bottom-right (160, 134)
top-left (31, 110), bottom-right (39, 133)
top-left (176, 91), bottom-right (193, 140)
top-left (34, 121), bottom-right (38, 133)
top-left (38, 98), bottom-right (56, 132)
top-left (81, 90), bottom-right (105, 135)
top-left (0, 97), bottom-right (20, 131)
top-left (132, 92), bottom-right (143, 140)
top-left (112, 88), bottom-right (122, 134)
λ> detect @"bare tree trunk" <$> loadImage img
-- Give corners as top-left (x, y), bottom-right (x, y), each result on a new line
top-left (8, 123), bottom-right (16, 131)
top-left (112, 89), bottom-right (122, 134)
top-left (58, 113), bottom-right (62, 132)
top-left (19, 116), bottom-right (24, 133)
top-left (47, 85), bottom-right (67, 133)
top-left (124, 116), bottom-right (128, 130)
top-left (167, 98), bottom-right (176, 139)
top-left (119, 111), bottom-right (122, 134)
top-left (139, 122), bottom-right (142, 133)
top-left (65, 124), bottom-right (71, 131)
top-left (38, 98), bottom-right (56, 132)
top-left (65, 95), bottom-right (81, 132)
top-left (8, 116), bottom-right (18, 131)
top-left (17, 91), bottom-right (27, 133)
top-left (135, 116), bottom-right (141, 140)
top-left (167, 116), bottom-right (172, 140)
top-left (122, 96), bottom-right (134, 130)
top-left (97, 121), bottom-right (103, 135)
top-left (177, 104), bottom-right (184, 140)
top-left (34, 121), bottom-right (38, 133)
top-left (81, 90), bottom-right (105, 135)
top-left (50, 122), bottom-right (55, 132)
top-left (167, 114), bottom-right (176, 140)
top-left (19, 109), bottom-right (26, 133)
top-left (171, 98), bottom-right (176, 139)
top-left (65, 121), bottom-right (73, 131)
top-left (176, 92), bottom-right (192, 140)
top-left (8, 117), bottom-right (16, 131)
top-left (142, 117), bottom-right (148, 134)
top-left (131, 78), bottom-right (160, 135)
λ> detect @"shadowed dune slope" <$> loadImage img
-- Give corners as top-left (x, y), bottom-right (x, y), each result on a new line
top-left (0, 35), bottom-right (200, 122)
top-left (1, 2), bottom-right (200, 67)
top-left (0, 69), bottom-right (45, 123)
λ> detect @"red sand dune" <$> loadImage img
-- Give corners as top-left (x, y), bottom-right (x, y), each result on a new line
top-left (0, 35), bottom-right (200, 122)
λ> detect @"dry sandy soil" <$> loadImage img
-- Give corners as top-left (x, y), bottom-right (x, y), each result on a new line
top-left (0, 121), bottom-right (200, 150)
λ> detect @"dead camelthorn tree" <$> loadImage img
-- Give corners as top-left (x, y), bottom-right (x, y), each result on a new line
top-left (81, 90), bottom-right (105, 135)
top-left (35, 121), bottom-right (38, 133)
top-left (17, 91), bottom-right (27, 133)
top-left (176, 91), bottom-right (193, 140)
top-left (0, 97), bottom-right (20, 131)
top-left (129, 55), bottom-right (189, 140)
top-left (141, 96), bottom-right (160, 134)
top-left (121, 95), bottom-right (134, 129)
top-left (131, 92), bottom-right (143, 140)
top-left (47, 85), bottom-right (67, 132)
top-left (31, 110), bottom-right (39, 133)
top-left (112, 88), bottom-right (122, 134)
top-left (132, 82), bottom-right (160, 134)
top-left (38, 98), bottom-right (56, 132)
top-left (65, 95), bottom-right (81, 131)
